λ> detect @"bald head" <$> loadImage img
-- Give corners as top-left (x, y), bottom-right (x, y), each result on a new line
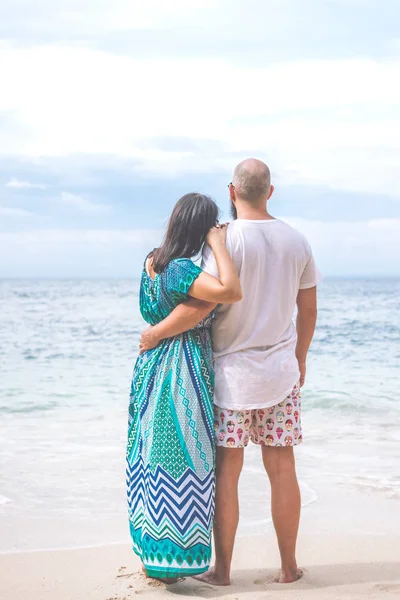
top-left (232, 158), bottom-right (271, 204)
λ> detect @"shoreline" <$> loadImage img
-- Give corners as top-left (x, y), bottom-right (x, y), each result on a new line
top-left (2, 534), bottom-right (400, 600)
top-left (2, 469), bottom-right (400, 555)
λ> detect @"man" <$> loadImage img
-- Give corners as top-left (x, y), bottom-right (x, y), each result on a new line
top-left (140, 158), bottom-right (320, 585)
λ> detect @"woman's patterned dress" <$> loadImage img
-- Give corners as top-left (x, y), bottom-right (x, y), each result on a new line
top-left (126, 258), bottom-right (215, 579)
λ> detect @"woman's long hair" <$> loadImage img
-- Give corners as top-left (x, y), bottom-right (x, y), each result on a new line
top-left (152, 193), bottom-right (219, 273)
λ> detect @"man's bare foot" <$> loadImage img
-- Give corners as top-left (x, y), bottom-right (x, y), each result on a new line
top-left (277, 567), bottom-right (304, 583)
top-left (193, 567), bottom-right (230, 586)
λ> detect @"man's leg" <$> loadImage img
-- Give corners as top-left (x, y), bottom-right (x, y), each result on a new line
top-left (195, 446), bottom-right (244, 585)
top-left (262, 446), bottom-right (302, 583)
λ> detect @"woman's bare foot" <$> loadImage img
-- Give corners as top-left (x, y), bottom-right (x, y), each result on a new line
top-left (277, 567), bottom-right (304, 583)
top-left (193, 567), bottom-right (230, 586)
top-left (156, 577), bottom-right (180, 584)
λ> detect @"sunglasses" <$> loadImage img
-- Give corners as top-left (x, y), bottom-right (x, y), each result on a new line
top-left (227, 182), bottom-right (235, 189)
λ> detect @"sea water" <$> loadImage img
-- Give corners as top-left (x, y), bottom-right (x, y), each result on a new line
top-left (0, 278), bottom-right (399, 552)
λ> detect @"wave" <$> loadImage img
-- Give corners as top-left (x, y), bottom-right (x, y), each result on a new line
top-left (0, 402), bottom-right (59, 415)
top-left (341, 474), bottom-right (400, 499)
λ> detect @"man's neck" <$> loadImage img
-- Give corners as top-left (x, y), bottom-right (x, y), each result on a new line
top-left (236, 203), bottom-right (274, 221)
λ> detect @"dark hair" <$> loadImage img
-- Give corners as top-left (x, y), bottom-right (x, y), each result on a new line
top-left (152, 193), bottom-right (219, 273)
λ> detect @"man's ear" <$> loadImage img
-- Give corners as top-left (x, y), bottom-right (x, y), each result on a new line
top-left (229, 186), bottom-right (236, 202)
top-left (268, 184), bottom-right (275, 200)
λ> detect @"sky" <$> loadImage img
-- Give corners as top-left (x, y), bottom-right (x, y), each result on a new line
top-left (1, 0), bottom-right (399, 278)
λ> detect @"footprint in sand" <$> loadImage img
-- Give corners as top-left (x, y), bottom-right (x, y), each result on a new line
top-left (254, 569), bottom-right (305, 586)
top-left (253, 575), bottom-right (276, 586)
top-left (133, 572), bottom-right (166, 593)
top-left (169, 584), bottom-right (217, 598)
top-left (196, 584), bottom-right (219, 597)
top-left (373, 583), bottom-right (400, 595)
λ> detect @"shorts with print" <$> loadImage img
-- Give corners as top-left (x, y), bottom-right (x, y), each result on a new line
top-left (214, 383), bottom-right (302, 448)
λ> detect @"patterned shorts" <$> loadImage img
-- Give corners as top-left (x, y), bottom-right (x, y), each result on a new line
top-left (214, 383), bottom-right (302, 448)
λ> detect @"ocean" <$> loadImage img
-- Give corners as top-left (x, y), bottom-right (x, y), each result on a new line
top-left (1, 278), bottom-right (400, 553)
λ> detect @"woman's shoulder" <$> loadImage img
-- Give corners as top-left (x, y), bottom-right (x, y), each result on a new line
top-left (163, 258), bottom-right (202, 289)
top-left (172, 257), bottom-right (195, 264)
top-left (167, 257), bottom-right (200, 270)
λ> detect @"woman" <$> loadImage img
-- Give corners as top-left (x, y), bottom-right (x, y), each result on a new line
top-left (127, 193), bottom-right (241, 583)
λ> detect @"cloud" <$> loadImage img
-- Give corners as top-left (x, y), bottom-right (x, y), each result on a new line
top-left (2, 154), bottom-right (400, 234)
top-left (1, 0), bottom-right (399, 278)
top-left (1, 0), bottom-right (399, 63)
top-left (283, 217), bottom-right (400, 277)
top-left (0, 228), bottom-right (158, 244)
top-left (0, 206), bottom-right (32, 217)
top-left (0, 0), bottom-right (222, 42)
top-left (60, 192), bottom-right (111, 213)
top-left (0, 228), bottom-right (162, 277)
top-left (6, 177), bottom-right (47, 189)
top-left (1, 219), bottom-right (399, 278)
top-left (0, 43), bottom-right (399, 196)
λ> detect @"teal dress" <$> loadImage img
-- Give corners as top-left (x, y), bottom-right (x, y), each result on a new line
top-left (126, 258), bottom-right (215, 579)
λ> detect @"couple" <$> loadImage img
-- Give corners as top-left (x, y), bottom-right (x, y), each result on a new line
top-left (126, 158), bottom-right (320, 586)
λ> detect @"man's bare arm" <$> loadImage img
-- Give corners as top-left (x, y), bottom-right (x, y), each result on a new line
top-left (295, 286), bottom-right (318, 386)
top-left (139, 298), bottom-right (217, 353)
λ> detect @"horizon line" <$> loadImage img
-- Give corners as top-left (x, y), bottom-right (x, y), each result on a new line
top-left (1, 275), bottom-right (400, 282)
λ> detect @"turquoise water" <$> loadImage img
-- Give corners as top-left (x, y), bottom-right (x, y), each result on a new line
top-left (0, 278), bottom-right (399, 551)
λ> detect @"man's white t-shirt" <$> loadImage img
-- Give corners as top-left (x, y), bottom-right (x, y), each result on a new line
top-left (201, 218), bottom-right (321, 410)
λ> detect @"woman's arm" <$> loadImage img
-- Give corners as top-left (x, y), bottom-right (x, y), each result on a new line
top-left (139, 298), bottom-right (216, 354)
top-left (139, 225), bottom-right (241, 354)
top-left (188, 225), bottom-right (242, 304)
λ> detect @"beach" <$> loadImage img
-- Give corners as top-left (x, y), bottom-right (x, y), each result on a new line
top-left (2, 0), bottom-right (400, 594)
top-left (1, 277), bottom-right (400, 598)
top-left (2, 532), bottom-right (400, 600)
top-left (2, 451), bottom-right (400, 600)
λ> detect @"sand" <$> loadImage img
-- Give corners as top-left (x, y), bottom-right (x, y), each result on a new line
top-left (2, 533), bottom-right (400, 600)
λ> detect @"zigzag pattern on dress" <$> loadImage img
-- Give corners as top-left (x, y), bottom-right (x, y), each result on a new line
top-left (127, 460), bottom-right (214, 538)
top-left (132, 517), bottom-right (211, 548)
